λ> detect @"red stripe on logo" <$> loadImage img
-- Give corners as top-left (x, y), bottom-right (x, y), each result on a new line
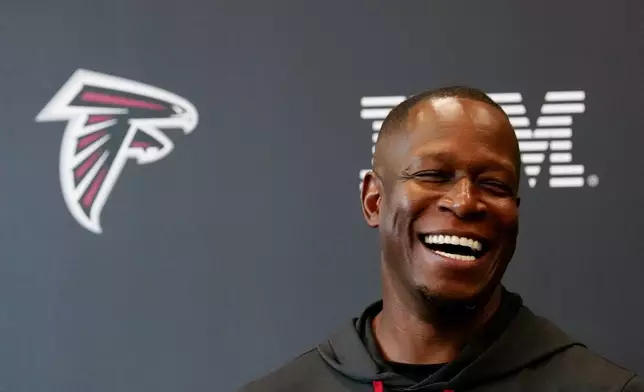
top-left (81, 91), bottom-right (166, 111)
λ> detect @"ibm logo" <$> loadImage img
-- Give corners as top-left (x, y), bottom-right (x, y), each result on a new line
top-left (359, 91), bottom-right (598, 189)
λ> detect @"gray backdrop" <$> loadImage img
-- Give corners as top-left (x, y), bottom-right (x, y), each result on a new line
top-left (1, 1), bottom-right (643, 391)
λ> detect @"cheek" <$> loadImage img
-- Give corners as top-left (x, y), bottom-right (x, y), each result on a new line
top-left (382, 188), bottom-right (412, 230)
top-left (490, 200), bottom-right (519, 237)
top-left (398, 182), bottom-right (437, 213)
top-left (379, 187), bottom-right (422, 256)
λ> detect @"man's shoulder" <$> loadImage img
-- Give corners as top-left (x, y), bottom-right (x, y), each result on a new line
top-left (511, 305), bottom-right (642, 390)
top-left (545, 344), bottom-right (642, 390)
top-left (237, 347), bottom-right (333, 392)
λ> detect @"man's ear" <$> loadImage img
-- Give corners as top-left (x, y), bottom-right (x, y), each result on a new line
top-left (360, 171), bottom-right (382, 228)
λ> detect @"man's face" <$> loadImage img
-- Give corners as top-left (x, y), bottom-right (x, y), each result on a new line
top-left (362, 97), bottom-right (520, 302)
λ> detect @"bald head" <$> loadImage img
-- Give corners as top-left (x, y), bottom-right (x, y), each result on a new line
top-left (372, 86), bottom-right (521, 184)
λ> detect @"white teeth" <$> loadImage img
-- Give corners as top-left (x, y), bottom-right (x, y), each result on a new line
top-left (423, 234), bottom-right (483, 252)
top-left (434, 250), bottom-right (476, 262)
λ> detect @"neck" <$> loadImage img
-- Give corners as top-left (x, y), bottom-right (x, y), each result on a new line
top-left (373, 267), bottom-right (502, 365)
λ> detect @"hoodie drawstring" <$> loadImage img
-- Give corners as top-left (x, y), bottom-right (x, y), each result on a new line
top-left (372, 381), bottom-right (454, 392)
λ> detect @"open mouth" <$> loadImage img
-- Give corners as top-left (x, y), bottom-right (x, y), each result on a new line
top-left (419, 234), bottom-right (488, 262)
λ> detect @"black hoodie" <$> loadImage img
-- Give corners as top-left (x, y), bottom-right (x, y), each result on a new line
top-left (239, 289), bottom-right (643, 391)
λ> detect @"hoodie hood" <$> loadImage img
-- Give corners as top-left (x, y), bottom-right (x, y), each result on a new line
top-left (317, 290), bottom-right (584, 391)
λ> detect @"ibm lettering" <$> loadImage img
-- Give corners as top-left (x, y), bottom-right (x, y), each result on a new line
top-left (359, 91), bottom-right (597, 189)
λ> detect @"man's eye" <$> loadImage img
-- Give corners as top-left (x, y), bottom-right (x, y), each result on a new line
top-left (481, 180), bottom-right (513, 195)
top-left (414, 171), bottom-right (451, 181)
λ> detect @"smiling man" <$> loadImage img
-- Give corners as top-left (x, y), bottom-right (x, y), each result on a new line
top-left (239, 86), bottom-right (643, 392)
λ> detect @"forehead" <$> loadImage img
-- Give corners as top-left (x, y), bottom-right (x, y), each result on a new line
top-left (400, 97), bottom-right (518, 170)
top-left (407, 97), bottom-right (507, 134)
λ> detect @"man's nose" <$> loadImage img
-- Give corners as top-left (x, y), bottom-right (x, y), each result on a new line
top-left (437, 178), bottom-right (486, 219)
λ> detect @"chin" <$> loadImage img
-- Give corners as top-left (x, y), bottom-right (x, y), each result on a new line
top-left (410, 282), bottom-right (497, 327)
top-left (416, 277), bottom-right (502, 314)
top-left (417, 281), bottom-right (485, 303)
top-left (408, 245), bottom-right (509, 307)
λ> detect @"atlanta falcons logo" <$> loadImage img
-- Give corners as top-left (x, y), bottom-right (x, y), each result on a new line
top-left (36, 69), bottom-right (198, 234)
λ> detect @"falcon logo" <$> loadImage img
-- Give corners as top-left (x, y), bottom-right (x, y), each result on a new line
top-left (36, 69), bottom-right (199, 234)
